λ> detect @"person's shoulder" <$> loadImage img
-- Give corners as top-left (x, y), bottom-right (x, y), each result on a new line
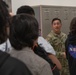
top-left (35, 55), bottom-right (52, 75)
top-left (33, 53), bottom-right (51, 69)
top-left (61, 32), bottom-right (67, 38)
top-left (61, 32), bottom-right (67, 36)
top-left (33, 54), bottom-right (52, 75)
top-left (0, 42), bottom-right (6, 51)
top-left (48, 31), bottom-right (53, 35)
top-left (38, 36), bottom-right (44, 40)
top-left (38, 36), bottom-right (56, 55)
top-left (46, 31), bottom-right (54, 39)
top-left (1, 52), bottom-right (32, 75)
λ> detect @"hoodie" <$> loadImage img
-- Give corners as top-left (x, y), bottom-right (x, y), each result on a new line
top-left (65, 34), bottom-right (76, 75)
top-left (0, 50), bottom-right (32, 75)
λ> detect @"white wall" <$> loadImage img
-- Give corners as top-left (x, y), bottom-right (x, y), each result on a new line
top-left (12, 0), bottom-right (76, 14)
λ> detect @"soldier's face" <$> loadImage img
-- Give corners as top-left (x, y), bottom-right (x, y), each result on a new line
top-left (52, 20), bottom-right (62, 34)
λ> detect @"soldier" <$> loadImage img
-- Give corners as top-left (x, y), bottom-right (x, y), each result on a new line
top-left (46, 18), bottom-right (69, 75)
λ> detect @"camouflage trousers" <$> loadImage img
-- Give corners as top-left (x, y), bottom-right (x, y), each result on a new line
top-left (60, 65), bottom-right (70, 75)
top-left (57, 52), bottom-right (70, 75)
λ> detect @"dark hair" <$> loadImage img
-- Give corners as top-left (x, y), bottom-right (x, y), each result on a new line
top-left (51, 18), bottom-right (61, 24)
top-left (70, 17), bottom-right (76, 35)
top-left (0, 0), bottom-right (10, 43)
top-left (16, 5), bottom-right (35, 15)
top-left (9, 14), bottom-right (39, 50)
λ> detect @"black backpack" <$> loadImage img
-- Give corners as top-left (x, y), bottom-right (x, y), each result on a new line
top-left (33, 44), bottom-right (60, 75)
top-left (0, 50), bottom-right (32, 75)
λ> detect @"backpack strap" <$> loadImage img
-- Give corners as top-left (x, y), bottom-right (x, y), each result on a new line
top-left (5, 42), bottom-right (7, 52)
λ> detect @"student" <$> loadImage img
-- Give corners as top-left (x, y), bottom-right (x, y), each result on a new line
top-left (0, 0), bottom-right (32, 75)
top-left (46, 18), bottom-right (69, 75)
top-left (65, 17), bottom-right (76, 75)
top-left (16, 5), bottom-right (62, 70)
top-left (16, 5), bottom-right (56, 55)
top-left (9, 14), bottom-right (53, 75)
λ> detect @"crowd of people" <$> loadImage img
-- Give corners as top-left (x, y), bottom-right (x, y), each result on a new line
top-left (0, 0), bottom-right (76, 75)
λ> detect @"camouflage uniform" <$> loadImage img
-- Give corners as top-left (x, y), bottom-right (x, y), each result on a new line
top-left (46, 30), bottom-right (69, 75)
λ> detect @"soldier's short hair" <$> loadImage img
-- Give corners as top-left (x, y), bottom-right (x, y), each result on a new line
top-left (51, 18), bottom-right (61, 24)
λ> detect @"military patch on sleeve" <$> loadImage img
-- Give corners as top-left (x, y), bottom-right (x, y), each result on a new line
top-left (68, 44), bottom-right (76, 58)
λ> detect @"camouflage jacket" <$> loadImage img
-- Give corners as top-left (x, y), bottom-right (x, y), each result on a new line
top-left (46, 30), bottom-right (67, 57)
top-left (46, 31), bottom-right (70, 75)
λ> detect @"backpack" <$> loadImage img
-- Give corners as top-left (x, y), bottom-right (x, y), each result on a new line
top-left (65, 38), bottom-right (76, 75)
top-left (0, 50), bottom-right (32, 75)
top-left (33, 44), bottom-right (60, 75)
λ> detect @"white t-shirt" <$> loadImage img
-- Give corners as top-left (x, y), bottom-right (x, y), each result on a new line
top-left (38, 36), bottom-right (56, 55)
top-left (0, 39), bottom-right (11, 52)
top-left (0, 37), bottom-right (56, 55)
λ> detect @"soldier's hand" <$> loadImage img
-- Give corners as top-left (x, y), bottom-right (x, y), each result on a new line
top-left (61, 52), bottom-right (66, 58)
